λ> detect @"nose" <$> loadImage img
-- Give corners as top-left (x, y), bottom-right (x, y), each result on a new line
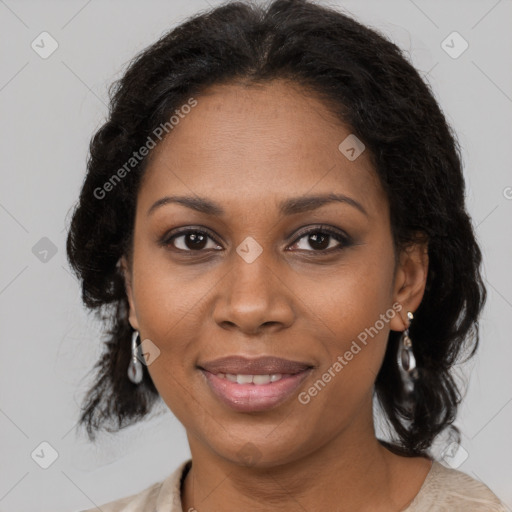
top-left (212, 250), bottom-right (295, 335)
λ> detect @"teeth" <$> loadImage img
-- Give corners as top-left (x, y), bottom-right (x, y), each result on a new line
top-left (218, 373), bottom-right (284, 384)
top-left (253, 374), bottom-right (271, 385)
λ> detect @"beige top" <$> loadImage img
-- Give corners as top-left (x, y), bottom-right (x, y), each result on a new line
top-left (81, 459), bottom-right (506, 511)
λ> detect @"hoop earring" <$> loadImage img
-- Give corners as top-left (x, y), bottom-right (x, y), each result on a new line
top-left (127, 330), bottom-right (143, 384)
top-left (397, 311), bottom-right (419, 394)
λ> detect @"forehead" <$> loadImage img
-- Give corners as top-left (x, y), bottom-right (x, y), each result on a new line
top-left (139, 80), bottom-right (386, 218)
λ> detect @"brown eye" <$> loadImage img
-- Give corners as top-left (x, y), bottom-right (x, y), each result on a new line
top-left (289, 226), bottom-right (351, 253)
top-left (164, 229), bottom-right (222, 252)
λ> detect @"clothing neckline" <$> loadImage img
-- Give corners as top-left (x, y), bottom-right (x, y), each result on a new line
top-left (174, 458), bottom-right (438, 511)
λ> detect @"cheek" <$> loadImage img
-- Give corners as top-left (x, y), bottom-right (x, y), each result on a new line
top-left (308, 241), bottom-right (396, 397)
top-left (312, 240), bottom-right (395, 339)
top-left (131, 246), bottom-right (210, 339)
top-left (299, 308), bottom-right (392, 423)
top-left (129, 250), bottom-right (218, 418)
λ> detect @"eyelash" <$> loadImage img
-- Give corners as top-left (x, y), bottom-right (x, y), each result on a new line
top-left (160, 225), bottom-right (352, 256)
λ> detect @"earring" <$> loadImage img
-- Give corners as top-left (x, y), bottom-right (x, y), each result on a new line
top-left (127, 330), bottom-right (143, 384)
top-left (397, 311), bottom-right (419, 394)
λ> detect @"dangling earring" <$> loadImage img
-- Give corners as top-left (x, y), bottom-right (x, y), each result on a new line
top-left (397, 311), bottom-right (419, 395)
top-left (127, 330), bottom-right (143, 384)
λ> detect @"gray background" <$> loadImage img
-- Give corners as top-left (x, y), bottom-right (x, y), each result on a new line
top-left (1, 0), bottom-right (511, 510)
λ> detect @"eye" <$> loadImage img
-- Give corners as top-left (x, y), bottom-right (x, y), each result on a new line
top-left (161, 225), bottom-right (351, 255)
top-left (288, 225), bottom-right (351, 253)
top-left (162, 228), bottom-right (222, 252)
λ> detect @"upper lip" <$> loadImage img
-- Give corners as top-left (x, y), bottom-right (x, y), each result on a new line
top-left (198, 356), bottom-right (313, 375)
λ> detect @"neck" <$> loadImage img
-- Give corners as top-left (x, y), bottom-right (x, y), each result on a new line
top-left (181, 410), bottom-right (430, 511)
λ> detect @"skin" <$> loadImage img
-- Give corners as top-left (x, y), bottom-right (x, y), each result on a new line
top-left (121, 79), bottom-right (431, 511)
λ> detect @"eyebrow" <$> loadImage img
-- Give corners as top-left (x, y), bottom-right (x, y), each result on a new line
top-left (147, 192), bottom-right (368, 218)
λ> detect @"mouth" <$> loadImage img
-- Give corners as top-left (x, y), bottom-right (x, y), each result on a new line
top-left (199, 369), bottom-right (313, 412)
top-left (197, 355), bottom-right (314, 412)
top-left (198, 355), bottom-right (313, 375)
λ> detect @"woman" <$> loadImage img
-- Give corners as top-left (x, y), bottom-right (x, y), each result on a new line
top-left (67, 0), bottom-right (505, 510)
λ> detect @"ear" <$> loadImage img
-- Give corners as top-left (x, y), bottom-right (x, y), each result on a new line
top-left (119, 255), bottom-right (139, 331)
top-left (389, 238), bottom-right (429, 332)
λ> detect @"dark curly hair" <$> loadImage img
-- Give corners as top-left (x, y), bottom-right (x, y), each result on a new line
top-left (66, 0), bottom-right (486, 455)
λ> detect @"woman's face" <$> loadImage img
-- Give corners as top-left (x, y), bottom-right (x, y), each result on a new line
top-left (121, 79), bottom-right (427, 467)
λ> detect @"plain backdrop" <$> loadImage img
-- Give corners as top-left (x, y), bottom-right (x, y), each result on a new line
top-left (1, 0), bottom-right (511, 510)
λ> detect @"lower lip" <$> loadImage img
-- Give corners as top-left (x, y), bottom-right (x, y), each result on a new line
top-left (200, 369), bottom-right (312, 412)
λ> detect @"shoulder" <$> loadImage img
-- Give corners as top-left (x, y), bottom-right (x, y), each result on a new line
top-left (406, 461), bottom-right (506, 511)
top-left (78, 459), bottom-right (191, 512)
top-left (79, 481), bottom-right (162, 512)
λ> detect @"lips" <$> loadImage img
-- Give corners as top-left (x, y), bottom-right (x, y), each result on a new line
top-left (198, 355), bottom-right (313, 375)
top-left (200, 367), bottom-right (313, 412)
